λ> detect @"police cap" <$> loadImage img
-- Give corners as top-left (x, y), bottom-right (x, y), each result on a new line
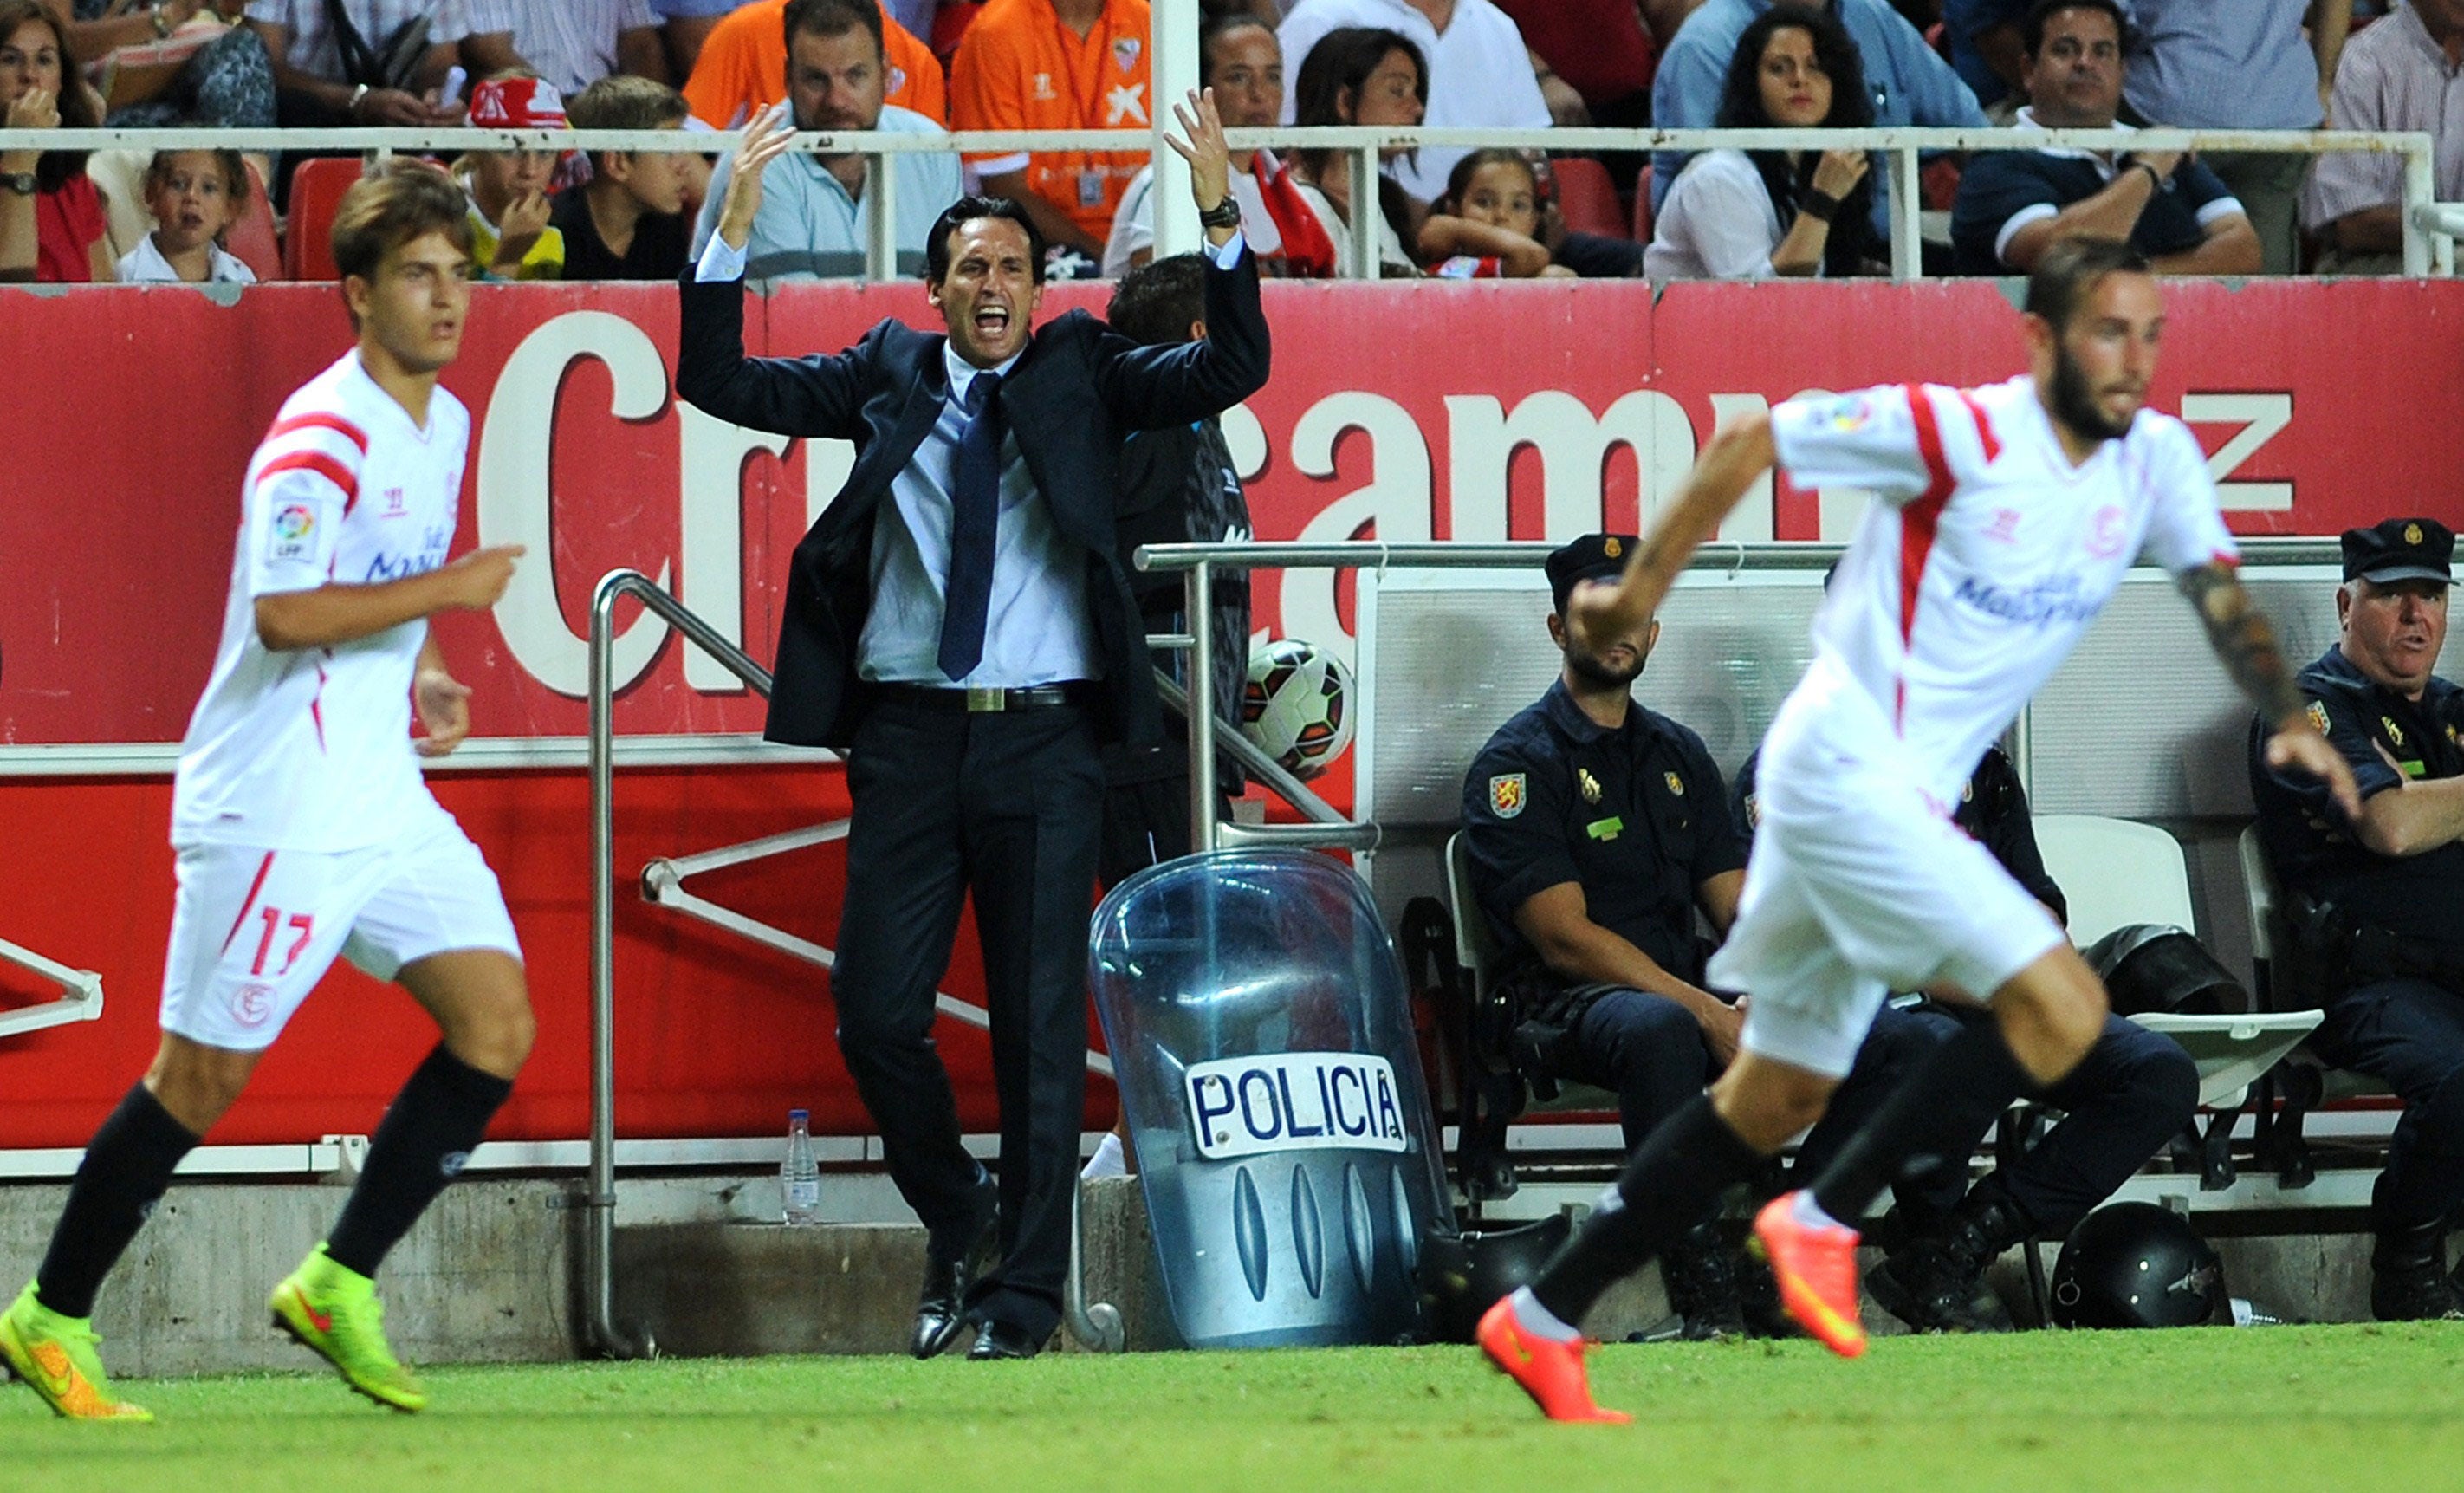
top-left (2342, 518), bottom-right (2454, 587)
top-left (1546, 533), bottom-right (1642, 617)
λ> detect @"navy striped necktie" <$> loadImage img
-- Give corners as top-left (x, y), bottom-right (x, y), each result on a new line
top-left (937, 369), bottom-right (1003, 682)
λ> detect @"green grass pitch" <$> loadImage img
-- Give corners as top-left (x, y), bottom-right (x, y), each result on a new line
top-left (4, 1326), bottom-right (2460, 1490)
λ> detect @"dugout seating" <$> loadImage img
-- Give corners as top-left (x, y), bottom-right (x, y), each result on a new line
top-left (2238, 824), bottom-right (2395, 1187)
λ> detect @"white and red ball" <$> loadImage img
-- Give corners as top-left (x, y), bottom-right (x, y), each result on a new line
top-left (1239, 638), bottom-right (1356, 779)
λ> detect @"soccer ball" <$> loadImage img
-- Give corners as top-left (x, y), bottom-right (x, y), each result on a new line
top-left (1240, 638), bottom-right (1356, 779)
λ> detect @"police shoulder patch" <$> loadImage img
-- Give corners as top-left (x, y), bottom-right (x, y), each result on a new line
top-left (2306, 699), bottom-right (2330, 736)
top-left (1663, 770), bottom-right (1684, 796)
top-left (1489, 773), bottom-right (1527, 819)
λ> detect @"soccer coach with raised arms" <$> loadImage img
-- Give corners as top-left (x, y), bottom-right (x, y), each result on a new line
top-left (676, 87), bottom-right (1268, 1361)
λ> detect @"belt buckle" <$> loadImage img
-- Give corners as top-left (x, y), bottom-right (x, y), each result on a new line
top-left (965, 686), bottom-right (1007, 713)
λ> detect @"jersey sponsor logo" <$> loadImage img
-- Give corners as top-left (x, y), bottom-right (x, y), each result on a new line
top-left (1489, 772), bottom-right (1526, 818)
top-left (364, 551), bottom-right (444, 583)
top-left (1184, 1051), bottom-right (1407, 1160)
top-left (2085, 504), bottom-right (2129, 560)
top-left (268, 503), bottom-right (318, 562)
top-left (1105, 81), bottom-right (1148, 126)
top-left (1033, 71), bottom-right (1055, 101)
top-left (1950, 574), bottom-right (2099, 628)
top-left (1982, 508), bottom-right (2021, 544)
top-left (1112, 36), bottom-right (1141, 74)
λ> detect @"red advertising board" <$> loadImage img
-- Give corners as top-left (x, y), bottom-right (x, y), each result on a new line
top-left (0, 277), bottom-right (2457, 1150)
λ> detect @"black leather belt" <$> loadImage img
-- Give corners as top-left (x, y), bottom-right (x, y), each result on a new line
top-left (874, 681), bottom-right (1098, 713)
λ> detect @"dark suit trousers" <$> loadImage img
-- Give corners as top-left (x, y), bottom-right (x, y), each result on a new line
top-left (833, 695), bottom-right (1104, 1342)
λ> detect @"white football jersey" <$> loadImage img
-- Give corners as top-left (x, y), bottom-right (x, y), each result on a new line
top-left (172, 352), bottom-right (470, 851)
top-left (1771, 375), bottom-right (2237, 803)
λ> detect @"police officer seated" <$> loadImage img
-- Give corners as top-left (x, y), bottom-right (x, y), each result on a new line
top-left (2250, 517), bottom-right (2464, 1321)
top-left (1457, 535), bottom-right (1947, 1339)
top-left (1734, 742), bottom-right (2199, 1332)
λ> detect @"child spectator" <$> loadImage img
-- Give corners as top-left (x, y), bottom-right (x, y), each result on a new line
top-left (116, 146), bottom-right (256, 283)
top-left (1286, 25), bottom-right (1426, 277)
top-left (1418, 149), bottom-right (1644, 278)
top-left (1645, 3), bottom-right (1876, 281)
top-left (456, 72), bottom-right (567, 280)
top-left (554, 74), bottom-right (693, 279)
top-left (0, 0), bottom-right (113, 282)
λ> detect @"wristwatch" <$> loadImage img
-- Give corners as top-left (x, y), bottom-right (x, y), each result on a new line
top-left (0, 172), bottom-right (36, 196)
top-left (1198, 195), bottom-right (1242, 230)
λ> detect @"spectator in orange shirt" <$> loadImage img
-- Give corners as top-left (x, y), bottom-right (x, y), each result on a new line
top-left (682, 0), bottom-right (947, 125)
top-left (950, 0), bottom-right (1151, 268)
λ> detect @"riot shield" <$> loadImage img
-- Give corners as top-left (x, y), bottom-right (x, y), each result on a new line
top-left (1089, 849), bottom-right (1452, 1348)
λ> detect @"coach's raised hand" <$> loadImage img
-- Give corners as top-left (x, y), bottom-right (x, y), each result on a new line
top-left (1164, 88), bottom-right (1236, 247)
top-left (716, 103), bottom-right (801, 253)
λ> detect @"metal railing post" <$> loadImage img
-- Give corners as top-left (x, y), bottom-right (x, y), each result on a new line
top-left (2402, 139), bottom-right (2436, 279)
top-left (1352, 144), bottom-right (1380, 279)
top-left (1890, 144), bottom-right (1923, 282)
top-left (866, 143), bottom-right (898, 281)
top-left (1186, 561), bottom-right (1218, 852)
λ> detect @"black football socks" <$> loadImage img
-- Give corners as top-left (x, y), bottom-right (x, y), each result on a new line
top-left (324, 1044), bottom-right (514, 1278)
top-left (35, 1083), bottom-right (201, 1318)
top-left (1528, 1093), bottom-right (1767, 1327)
top-left (1809, 1016), bottom-right (2041, 1228)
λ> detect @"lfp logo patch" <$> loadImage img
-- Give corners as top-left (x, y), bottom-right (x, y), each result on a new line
top-left (268, 503), bottom-right (318, 562)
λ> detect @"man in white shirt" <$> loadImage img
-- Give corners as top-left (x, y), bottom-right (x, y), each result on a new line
top-left (2305, 0), bottom-right (2464, 273)
top-left (1274, 0), bottom-right (1552, 200)
top-left (0, 166), bottom-right (530, 1425)
top-left (1475, 237), bottom-right (2359, 1420)
top-left (244, 0), bottom-right (471, 126)
top-left (464, 0), bottom-right (671, 94)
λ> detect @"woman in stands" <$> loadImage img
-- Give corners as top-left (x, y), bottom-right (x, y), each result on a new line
top-left (0, 0), bottom-right (114, 282)
top-left (1644, 2), bottom-right (1877, 282)
top-left (1287, 26), bottom-right (1427, 279)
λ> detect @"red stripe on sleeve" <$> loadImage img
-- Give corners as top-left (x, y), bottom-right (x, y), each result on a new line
top-left (263, 412), bottom-right (370, 455)
top-left (257, 450), bottom-right (360, 511)
top-left (1955, 388), bottom-right (2002, 464)
top-left (1891, 386), bottom-right (1959, 730)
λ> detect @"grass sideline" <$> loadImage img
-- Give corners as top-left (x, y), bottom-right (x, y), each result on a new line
top-left (3, 1325), bottom-right (2459, 1490)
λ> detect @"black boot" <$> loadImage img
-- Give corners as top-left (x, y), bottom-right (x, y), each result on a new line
top-left (1867, 1185), bottom-right (2029, 1334)
top-left (1659, 1221), bottom-right (1747, 1341)
top-left (2372, 1218), bottom-right (2464, 1322)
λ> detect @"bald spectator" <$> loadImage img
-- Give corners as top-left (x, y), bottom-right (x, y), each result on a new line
top-left (949, 0), bottom-right (1151, 269)
top-left (1653, 0), bottom-right (1987, 252)
top-left (463, 0), bottom-right (671, 95)
top-left (681, 0), bottom-right (944, 125)
top-left (1275, 0), bottom-right (1553, 201)
top-left (2305, 0), bottom-right (2464, 275)
top-left (2122, 0), bottom-right (2351, 276)
top-left (1950, 0), bottom-right (2260, 275)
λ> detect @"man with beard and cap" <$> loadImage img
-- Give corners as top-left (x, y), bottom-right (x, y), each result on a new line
top-left (2252, 517), bottom-right (2464, 1321)
top-left (1474, 236), bottom-right (2359, 1421)
top-left (1457, 534), bottom-right (1953, 1341)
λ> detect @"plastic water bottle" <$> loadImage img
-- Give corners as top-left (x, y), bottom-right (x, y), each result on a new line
top-left (781, 1108), bottom-right (821, 1226)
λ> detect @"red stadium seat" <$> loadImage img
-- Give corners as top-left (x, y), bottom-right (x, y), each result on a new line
top-left (284, 157), bottom-right (367, 282)
top-left (225, 158), bottom-right (282, 282)
top-left (1631, 162), bottom-right (1653, 243)
top-left (1551, 157), bottom-right (1625, 240)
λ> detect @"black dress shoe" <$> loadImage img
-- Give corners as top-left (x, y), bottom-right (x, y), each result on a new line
top-left (966, 1318), bottom-right (1043, 1360)
top-left (910, 1175), bottom-right (1002, 1360)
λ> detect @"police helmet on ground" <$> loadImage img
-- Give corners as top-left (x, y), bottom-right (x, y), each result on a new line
top-left (1417, 1213), bottom-right (1570, 1343)
top-left (2049, 1201), bottom-right (2225, 1329)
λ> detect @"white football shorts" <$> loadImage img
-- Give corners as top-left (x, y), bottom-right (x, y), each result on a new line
top-left (158, 808), bottom-right (522, 1052)
top-left (1709, 665), bottom-right (2066, 1079)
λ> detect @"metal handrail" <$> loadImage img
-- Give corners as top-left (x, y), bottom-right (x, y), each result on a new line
top-left (1140, 536), bottom-right (2350, 854)
top-left (0, 122), bottom-right (2446, 278)
top-left (585, 568), bottom-right (775, 1360)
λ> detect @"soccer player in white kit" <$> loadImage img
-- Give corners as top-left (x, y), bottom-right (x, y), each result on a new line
top-left (1479, 239), bottom-right (2363, 1421)
top-left (0, 164), bottom-right (529, 1421)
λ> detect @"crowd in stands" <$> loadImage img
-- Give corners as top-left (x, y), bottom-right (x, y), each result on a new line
top-left (0, 0), bottom-right (2456, 283)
